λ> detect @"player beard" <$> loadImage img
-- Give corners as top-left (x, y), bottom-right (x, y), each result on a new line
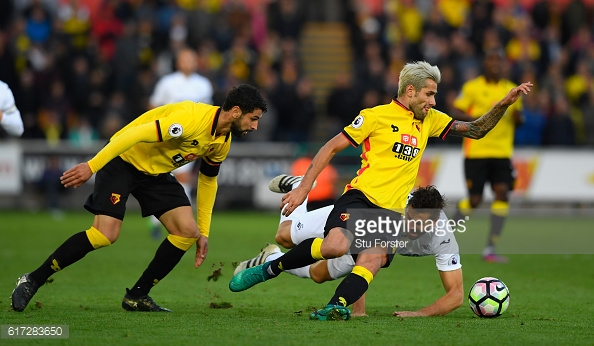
top-left (230, 118), bottom-right (249, 137)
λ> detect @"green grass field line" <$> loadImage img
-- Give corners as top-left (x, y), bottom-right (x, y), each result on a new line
top-left (0, 211), bottom-right (593, 345)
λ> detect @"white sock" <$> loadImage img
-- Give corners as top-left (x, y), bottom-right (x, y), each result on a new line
top-left (264, 250), bottom-right (311, 278)
top-left (285, 266), bottom-right (311, 278)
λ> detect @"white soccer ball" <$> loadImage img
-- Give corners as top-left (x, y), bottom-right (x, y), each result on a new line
top-left (468, 277), bottom-right (510, 318)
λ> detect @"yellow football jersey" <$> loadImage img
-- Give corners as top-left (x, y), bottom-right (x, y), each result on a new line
top-left (342, 101), bottom-right (454, 210)
top-left (454, 76), bottom-right (522, 159)
top-left (116, 101), bottom-right (231, 175)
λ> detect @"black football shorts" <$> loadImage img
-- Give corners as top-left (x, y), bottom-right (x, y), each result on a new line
top-left (84, 156), bottom-right (190, 220)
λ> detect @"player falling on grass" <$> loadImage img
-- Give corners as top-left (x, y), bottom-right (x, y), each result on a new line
top-left (10, 84), bottom-right (267, 312)
top-left (235, 177), bottom-right (463, 318)
top-left (229, 61), bottom-right (532, 320)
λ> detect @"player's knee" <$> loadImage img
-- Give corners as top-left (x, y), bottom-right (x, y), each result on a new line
top-left (275, 222), bottom-right (294, 248)
top-left (320, 243), bottom-right (348, 259)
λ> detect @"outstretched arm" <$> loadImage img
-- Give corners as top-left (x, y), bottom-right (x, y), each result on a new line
top-left (280, 133), bottom-right (350, 216)
top-left (61, 122), bottom-right (159, 188)
top-left (449, 82), bottom-right (532, 139)
top-left (393, 268), bottom-right (464, 317)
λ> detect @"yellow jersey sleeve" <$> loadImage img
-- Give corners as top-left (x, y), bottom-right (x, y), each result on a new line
top-left (203, 134), bottom-right (232, 166)
top-left (428, 109), bottom-right (455, 139)
top-left (88, 122), bottom-right (159, 173)
top-left (341, 109), bottom-right (378, 147)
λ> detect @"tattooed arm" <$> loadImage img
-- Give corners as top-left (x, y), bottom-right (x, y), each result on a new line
top-left (449, 82), bottom-right (533, 139)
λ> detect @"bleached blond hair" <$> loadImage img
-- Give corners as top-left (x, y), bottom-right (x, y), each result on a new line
top-left (397, 61), bottom-right (441, 97)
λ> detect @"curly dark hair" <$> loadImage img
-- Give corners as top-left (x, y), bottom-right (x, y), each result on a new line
top-left (408, 185), bottom-right (447, 220)
top-left (222, 84), bottom-right (268, 114)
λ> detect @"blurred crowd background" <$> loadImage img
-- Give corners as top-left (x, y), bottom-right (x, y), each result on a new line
top-left (1, 0), bottom-right (594, 147)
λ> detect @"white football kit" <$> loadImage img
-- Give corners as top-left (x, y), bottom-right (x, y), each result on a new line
top-left (270, 191), bottom-right (461, 279)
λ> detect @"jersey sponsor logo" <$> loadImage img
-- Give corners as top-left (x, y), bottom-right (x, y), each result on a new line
top-left (168, 123), bottom-right (183, 137)
top-left (400, 134), bottom-right (418, 147)
top-left (340, 213), bottom-right (350, 221)
top-left (110, 193), bottom-right (121, 205)
top-left (392, 136), bottom-right (421, 162)
top-left (351, 115), bottom-right (364, 129)
top-left (440, 239), bottom-right (451, 245)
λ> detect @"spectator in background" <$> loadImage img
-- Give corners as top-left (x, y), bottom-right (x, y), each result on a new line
top-left (451, 48), bottom-right (524, 263)
top-left (542, 95), bottom-right (576, 146)
top-left (0, 80), bottom-right (24, 137)
top-left (148, 48), bottom-right (214, 239)
top-left (326, 73), bottom-right (360, 136)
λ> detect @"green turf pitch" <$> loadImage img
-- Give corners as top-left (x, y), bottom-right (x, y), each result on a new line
top-left (0, 211), bottom-right (593, 345)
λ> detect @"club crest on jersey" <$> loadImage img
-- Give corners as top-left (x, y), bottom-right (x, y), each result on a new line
top-left (110, 193), bottom-right (121, 205)
top-left (168, 123), bottom-right (183, 138)
top-left (351, 115), bottom-right (364, 129)
top-left (340, 213), bottom-right (350, 221)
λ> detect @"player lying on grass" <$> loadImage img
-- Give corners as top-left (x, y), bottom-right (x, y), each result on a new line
top-left (233, 175), bottom-right (463, 319)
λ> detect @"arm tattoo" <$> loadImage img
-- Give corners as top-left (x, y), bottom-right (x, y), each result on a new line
top-left (449, 102), bottom-right (510, 139)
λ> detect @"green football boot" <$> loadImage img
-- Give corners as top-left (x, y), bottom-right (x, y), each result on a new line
top-left (310, 304), bottom-right (351, 321)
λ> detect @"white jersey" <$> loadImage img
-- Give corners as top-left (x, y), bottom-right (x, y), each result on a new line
top-left (287, 202), bottom-right (461, 279)
top-left (395, 210), bottom-right (462, 272)
top-left (149, 71), bottom-right (213, 106)
top-left (0, 81), bottom-right (24, 137)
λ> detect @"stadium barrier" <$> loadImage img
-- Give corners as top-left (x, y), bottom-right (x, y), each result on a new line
top-left (1, 140), bottom-right (594, 211)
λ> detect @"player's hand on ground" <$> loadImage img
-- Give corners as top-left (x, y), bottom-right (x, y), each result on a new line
top-left (393, 311), bottom-right (423, 317)
top-left (195, 235), bottom-right (208, 268)
top-left (501, 82), bottom-right (533, 106)
top-left (61, 163), bottom-right (93, 188)
top-left (280, 185), bottom-right (310, 217)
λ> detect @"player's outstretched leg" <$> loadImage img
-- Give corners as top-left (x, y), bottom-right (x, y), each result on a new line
top-left (229, 262), bottom-right (276, 292)
top-left (122, 288), bottom-right (171, 312)
top-left (234, 244), bottom-right (282, 275)
top-left (310, 305), bottom-right (351, 321)
top-left (10, 274), bottom-right (41, 312)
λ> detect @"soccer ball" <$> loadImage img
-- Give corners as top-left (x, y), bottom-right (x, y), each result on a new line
top-left (468, 277), bottom-right (510, 318)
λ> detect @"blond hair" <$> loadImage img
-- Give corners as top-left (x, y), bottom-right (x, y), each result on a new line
top-left (397, 61), bottom-right (441, 97)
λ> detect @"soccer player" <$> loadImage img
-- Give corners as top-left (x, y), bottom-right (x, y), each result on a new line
top-left (10, 84), bottom-right (267, 312)
top-left (229, 61), bottom-right (531, 320)
top-left (147, 48), bottom-right (214, 239)
top-left (450, 48), bottom-right (524, 263)
top-left (235, 176), bottom-right (463, 318)
top-left (0, 80), bottom-right (24, 137)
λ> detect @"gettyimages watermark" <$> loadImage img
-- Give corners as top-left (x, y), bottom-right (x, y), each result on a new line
top-left (341, 207), bottom-right (594, 255)
top-left (344, 208), bottom-right (468, 255)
